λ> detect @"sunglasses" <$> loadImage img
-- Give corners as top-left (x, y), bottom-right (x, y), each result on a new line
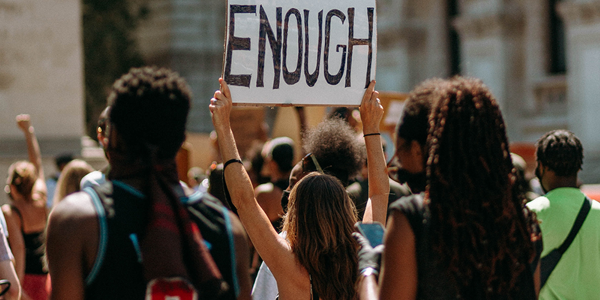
top-left (301, 153), bottom-right (324, 174)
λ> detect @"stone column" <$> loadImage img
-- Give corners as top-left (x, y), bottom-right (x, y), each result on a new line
top-left (453, 0), bottom-right (525, 140)
top-left (558, 0), bottom-right (600, 181)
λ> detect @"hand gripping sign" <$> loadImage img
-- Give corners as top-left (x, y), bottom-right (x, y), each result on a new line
top-left (223, 0), bottom-right (377, 106)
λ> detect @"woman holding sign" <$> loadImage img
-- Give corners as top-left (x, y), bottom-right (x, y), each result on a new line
top-left (210, 78), bottom-right (388, 300)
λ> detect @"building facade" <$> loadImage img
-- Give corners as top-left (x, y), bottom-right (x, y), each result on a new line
top-left (136, 0), bottom-right (600, 182)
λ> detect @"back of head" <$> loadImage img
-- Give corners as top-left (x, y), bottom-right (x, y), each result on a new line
top-left (396, 78), bottom-right (442, 146)
top-left (427, 76), bottom-right (535, 296)
top-left (265, 137), bottom-right (295, 173)
top-left (6, 161), bottom-right (38, 199)
top-left (55, 153), bottom-right (74, 172)
top-left (303, 118), bottom-right (364, 186)
top-left (283, 172), bottom-right (358, 300)
top-left (54, 159), bottom-right (95, 204)
top-left (108, 66), bottom-right (191, 160)
top-left (536, 129), bottom-right (583, 177)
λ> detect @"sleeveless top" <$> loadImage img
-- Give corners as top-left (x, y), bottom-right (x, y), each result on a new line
top-left (84, 180), bottom-right (239, 300)
top-left (11, 206), bottom-right (47, 275)
top-left (388, 194), bottom-right (539, 300)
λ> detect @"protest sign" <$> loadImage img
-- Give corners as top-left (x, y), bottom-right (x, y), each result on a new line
top-left (223, 0), bottom-right (377, 106)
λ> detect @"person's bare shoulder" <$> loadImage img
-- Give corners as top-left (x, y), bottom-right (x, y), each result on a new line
top-left (47, 191), bottom-right (99, 300)
top-left (47, 191), bottom-right (100, 274)
top-left (49, 191), bottom-right (97, 228)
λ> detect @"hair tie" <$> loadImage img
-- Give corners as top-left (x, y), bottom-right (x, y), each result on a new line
top-left (224, 158), bottom-right (243, 170)
top-left (363, 132), bottom-right (381, 137)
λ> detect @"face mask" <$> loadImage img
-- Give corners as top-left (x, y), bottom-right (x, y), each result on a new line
top-left (535, 166), bottom-right (548, 194)
top-left (280, 190), bottom-right (291, 214)
top-left (394, 169), bottom-right (427, 194)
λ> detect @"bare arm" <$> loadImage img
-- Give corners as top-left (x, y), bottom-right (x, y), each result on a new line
top-left (295, 107), bottom-right (309, 155)
top-left (2, 206), bottom-right (25, 283)
top-left (0, 222), bottom-right (21, 300)
top-left (46, 193), bottom-right (98, 300)
top-left (0, 260), bottom-right (21, 300)
top-left (358, 275), bottom-right (378, 300)
top-left (210, 79), bottom-right (306, 292)
top-left (16, 115), bottom-right (44, 182)
top-left (357, 209), bottom-right (418, 300)
top-left (378, 210), bottom-right (417, 300)
top-left (360, 81), bottom-right (389, 224)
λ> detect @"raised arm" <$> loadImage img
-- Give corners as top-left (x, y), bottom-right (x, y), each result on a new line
top-left (16, 115), bottom-right (44, 182)
top-left (359, 81), bottom-right (389, 224)
top-left (209, 79), bottom-right (303, 284)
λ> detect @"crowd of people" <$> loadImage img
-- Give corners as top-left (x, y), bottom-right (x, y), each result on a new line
top-left (2, 66), bottom-right (599, 300)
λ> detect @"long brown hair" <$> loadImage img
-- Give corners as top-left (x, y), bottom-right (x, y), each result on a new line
top-left (283, 172), bottom-right (358, 300)
top-left (52, 159), bottom-right (95, 206)
top-left (426, 77), bottom-right (538, 298)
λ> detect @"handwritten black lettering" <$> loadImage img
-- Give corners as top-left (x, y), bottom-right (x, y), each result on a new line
top-left (225, 5), bottom-right (257, 87)
top-left (303, 10), bottom-right (323, 87)
top-left (282, 8), bottom-right (303, 85)
top-left (324, 9), bottom-right (346, 85)
top-left (257, 6), bottom-right (282, 89)
top-left (346, 7), bottom-right (373, 88)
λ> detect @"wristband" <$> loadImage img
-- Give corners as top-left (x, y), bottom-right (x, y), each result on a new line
top-left (223, 158), bottom-right (243, 170)
top-left (363, 132), bottom-right (380, 137)
top-left (360, 267), bottom-right (379, 277)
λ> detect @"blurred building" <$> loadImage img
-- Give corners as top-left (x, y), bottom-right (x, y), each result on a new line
top-left (3, 0), bottom-right (600, 189)
top-left (375, 0), bottom-right (600, 182)
top-left (136, 0), bottom-right (600, 181)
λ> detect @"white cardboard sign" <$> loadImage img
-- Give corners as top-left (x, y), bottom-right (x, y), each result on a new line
top-left (223, 0), bottom-right (377, 106)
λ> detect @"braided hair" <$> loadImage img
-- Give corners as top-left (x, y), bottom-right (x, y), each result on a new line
top-left (426, 77), bottom-right (538, 298)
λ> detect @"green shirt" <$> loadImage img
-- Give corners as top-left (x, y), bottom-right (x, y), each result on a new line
top-left (527, 187), bottom-right (600, 300)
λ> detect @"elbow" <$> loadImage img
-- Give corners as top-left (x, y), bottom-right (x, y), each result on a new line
top-left (230, 190), bottom-right (257, 212)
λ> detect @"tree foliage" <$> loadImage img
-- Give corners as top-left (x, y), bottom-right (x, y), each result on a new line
top-left (82, 0), bottom-right (149, 139)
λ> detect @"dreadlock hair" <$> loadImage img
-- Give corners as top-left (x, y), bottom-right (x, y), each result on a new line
top-left (396, 78), bottom-right (444, 146)
top-left (108, 66), bottom-right (191, 160)
top-left (426, 77), bottom-right (538, 298)
top-left (283, 172), bottom-right (358, 300)
top-left (302, 118), bottom-right (364, 187)
top-left (536, 129), bottom-right (583, 177)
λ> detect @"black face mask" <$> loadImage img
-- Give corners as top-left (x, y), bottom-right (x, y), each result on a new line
top-left (394, 168), bottom-right (427, 194)
top-left (535, 166), bottom-right (548, 194)
top-left (280, 190), bottom-right (291, 214)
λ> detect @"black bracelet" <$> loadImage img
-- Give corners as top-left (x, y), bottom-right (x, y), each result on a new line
top-left (224, 158), bottom-right (243, 170)
top-left (363, 132), bottom-right (381, 137)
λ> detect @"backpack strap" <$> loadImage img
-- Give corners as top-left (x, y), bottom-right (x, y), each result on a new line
top-left (540, 195), bottom-right (592, 287)
top-left (83, 183), bottom-right (112, 286)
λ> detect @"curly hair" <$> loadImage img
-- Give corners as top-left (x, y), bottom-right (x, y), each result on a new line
top-left (283, 172), bottom-right (358, 300)
top-left (396, 78), bottom-right (444, 146)
top-left (108, 66), bottom-right (191, 160)
top-left (426, 77), bottom-right (538, 298)
top-left (302, 118), bottom-right (364, 187)
top-left (536, 129), bottom-right (583, 177)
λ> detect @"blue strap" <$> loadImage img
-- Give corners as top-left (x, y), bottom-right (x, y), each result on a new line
top-left (83, 187), bottom-right (109, 286)
top-left (222, 207), bottom-right (240, 297)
